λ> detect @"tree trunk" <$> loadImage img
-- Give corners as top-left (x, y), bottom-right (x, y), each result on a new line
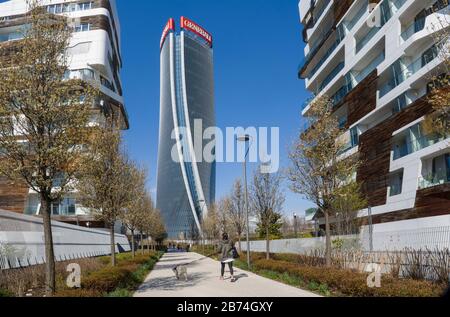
top-left (110, 223), bottom-right (116, 266)
top-left (238, 236), bottom-right (242, 252)
top-left (324, 210), bottom-right (332, 268)
top-left (140, 232), bottom-right (144, 255)
top-left (131, 229), bottom-right (135, 259)
top-left (40, 196), bottom-right (56, 296)
top-left (265, 227), bottom-right (270, 260)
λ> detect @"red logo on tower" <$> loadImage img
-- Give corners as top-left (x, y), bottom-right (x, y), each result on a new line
top-left (160, 18), bottom-right (175, 49)
top-left (180, 17), bottom-right (212, 47)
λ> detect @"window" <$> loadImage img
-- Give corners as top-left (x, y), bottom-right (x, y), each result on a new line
top-left (47, 4), bottom-right (64, 14)
top-left (80, 2), bottom-right (93, 10)
top-left (350, 126), bottom-right (359, 148)
top-left (74, 23), bottom-right (91, 32)
top-left (393, 93), bottom-right (408, 113)
top-left (100, 75), bottom-right (115, 92)
top-left (421, 45), bottom-right (438, 67)
top-left (61, 2), bottom-right (92, 12)
top-left (389, 171), bottom-right (404, 197)
top-left (338, 115), bottom-right (348, 129)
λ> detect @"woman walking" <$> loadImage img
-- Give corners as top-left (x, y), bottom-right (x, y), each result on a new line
top-left (218, 233), bottom-right (236, 282)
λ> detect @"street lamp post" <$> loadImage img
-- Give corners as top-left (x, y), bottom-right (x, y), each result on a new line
top-left (237, 135), bottom-right (251, 269)
top-left (293, 213), bottom-right (298, 238)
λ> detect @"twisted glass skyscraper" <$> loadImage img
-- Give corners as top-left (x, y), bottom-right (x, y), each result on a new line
top-left (156, 17), bottom-right (216, 239)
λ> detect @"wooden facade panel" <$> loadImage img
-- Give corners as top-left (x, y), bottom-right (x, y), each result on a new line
top-left (0, 177), bottom-right (29, 213)
top-left (334, 0), bottom-right (355, 24)
top-left (357, 97), bottom-right (435, 207)
top-left (341, 70), bottom-right (378, 127)
top-left (358, 184), bottom-right (450, 225)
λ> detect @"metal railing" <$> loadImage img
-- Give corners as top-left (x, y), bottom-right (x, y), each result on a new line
top-left (0, 210), bottom-right (131, 270)
top-left (319, 62), bottom-right (345, 91)
top-left (393, 133), bottom-right (447, 160)
top-left (379, 48), bottom-right (439, 97)
top-left (419, 171), bottom-right (450, 189)
top-left (401, 3), bottom-right (450, 42)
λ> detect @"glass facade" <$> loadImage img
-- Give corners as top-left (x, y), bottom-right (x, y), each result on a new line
top-left (156, 29), bottom-right (216, 239)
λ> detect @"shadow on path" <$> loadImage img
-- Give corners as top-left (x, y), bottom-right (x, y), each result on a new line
top-left (138, 272), bottom-right (207, 292)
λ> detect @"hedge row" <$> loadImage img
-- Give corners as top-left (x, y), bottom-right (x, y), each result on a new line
top-left (56, 252), bottom-right (163, 297)
top-left (252, 259), bottom-right (446, 297)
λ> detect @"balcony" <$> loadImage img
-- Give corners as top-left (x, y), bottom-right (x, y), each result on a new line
top-left (419, 171), bottom-right (450, 189)
top-left (345, 2), bottom-right (369, 31)
top-left (379, 45), bottom-right (439, 97)
top-left (331, 51), bottom-right (385, 105)
top-left (311, 0), bottom-right (331, 28)
top-left (302, 51), bottom-right (384, 113)
top-left (393, 133), bottom-right (447, 160)
top-left (355, 0), bottom-right (407, 54)
top-left (401, 2), bottom-right (450, 42)
top-left (319, 62), bottom-right (345, 91)
top-left (356, 26), bottom-right (380, 54)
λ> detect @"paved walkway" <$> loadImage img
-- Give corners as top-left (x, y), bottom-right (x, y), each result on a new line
top-left (134, 252), bottom-right (320, 297)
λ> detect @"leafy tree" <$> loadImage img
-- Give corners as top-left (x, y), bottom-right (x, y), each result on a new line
top-left (250, 167), bottom-right (285, 260)
top-left (0, 3), bottom-right (96, 295)
top-left (76, 125), bottom-right (133, 266)
top-left (288, 96), bottom-right (359, 267)
top-left (256, 212), bottom-right (283, 240)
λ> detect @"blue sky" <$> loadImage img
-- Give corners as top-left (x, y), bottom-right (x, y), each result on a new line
top-left (116, 0), bottom-right (316, 217)
top-left (0, 0), bottom-right (315, 217)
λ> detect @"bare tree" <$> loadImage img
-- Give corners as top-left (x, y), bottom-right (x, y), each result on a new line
top-left (76, 125), bottom-right (134, 266)
top-left (331, 181), bottom-right (367, 236)
top-left (140, 206), bottom-right (167, 251)
top-left (0, 3), bottom-right (96, 295)
top-left (250, 168), bottom-right (285, 260)
top-left (122, 166), bottom-right (148, 258)
top-left (226, 180), bottom-right (247, 251)
top-left (288, 96), bottom-right (359, 267)
top-left (280, 216), bottom-right (294, 238)
top-left (148, 209), bottom-right (167, 247)
top-left (216, 198), bottom-right (231, 237)
top-left (202, 203), bottom-right (221, 242)
top-left (424, 23), bottom-right (450, 135)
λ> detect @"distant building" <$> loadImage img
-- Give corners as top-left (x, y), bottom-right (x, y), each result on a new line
top-left (156, 17), bottom-right (216, 239)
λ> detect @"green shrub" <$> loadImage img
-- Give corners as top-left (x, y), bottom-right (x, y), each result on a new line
top-left (82, 266), bottom-right (134, 293)
top-left (0, 288), bottom-right (13, 297)
top-left (55, 289), bottom-right (103, 297)
top-left (106, 288), bottom-right (132, 297)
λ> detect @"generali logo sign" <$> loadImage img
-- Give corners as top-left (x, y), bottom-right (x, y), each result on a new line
top-left (181, 16), bottom-right (212, 47)
top-left (160, 18), bottom-right (175, 49)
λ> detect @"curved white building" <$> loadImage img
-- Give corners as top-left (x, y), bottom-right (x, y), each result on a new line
top-left (0, 0), bottom-right (128, 228)
top-left (298, 0), bottom-right (450, 246)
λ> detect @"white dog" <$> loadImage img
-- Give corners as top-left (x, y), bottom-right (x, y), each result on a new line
top-left (173, 265), bottom-right (188, 281)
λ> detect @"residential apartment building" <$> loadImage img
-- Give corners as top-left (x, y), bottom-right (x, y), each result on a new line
top-left (0, 0), bottom-right (128, 228)
top-left (298, 0), bottom-right (450, 235)
top-left (157, 17), bottom-right (216, 239)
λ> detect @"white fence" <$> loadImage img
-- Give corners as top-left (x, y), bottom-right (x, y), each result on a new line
top-left (0, 210), bottom-right (131, 270)
top-left (240, 226), bottom-right (450, 254)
